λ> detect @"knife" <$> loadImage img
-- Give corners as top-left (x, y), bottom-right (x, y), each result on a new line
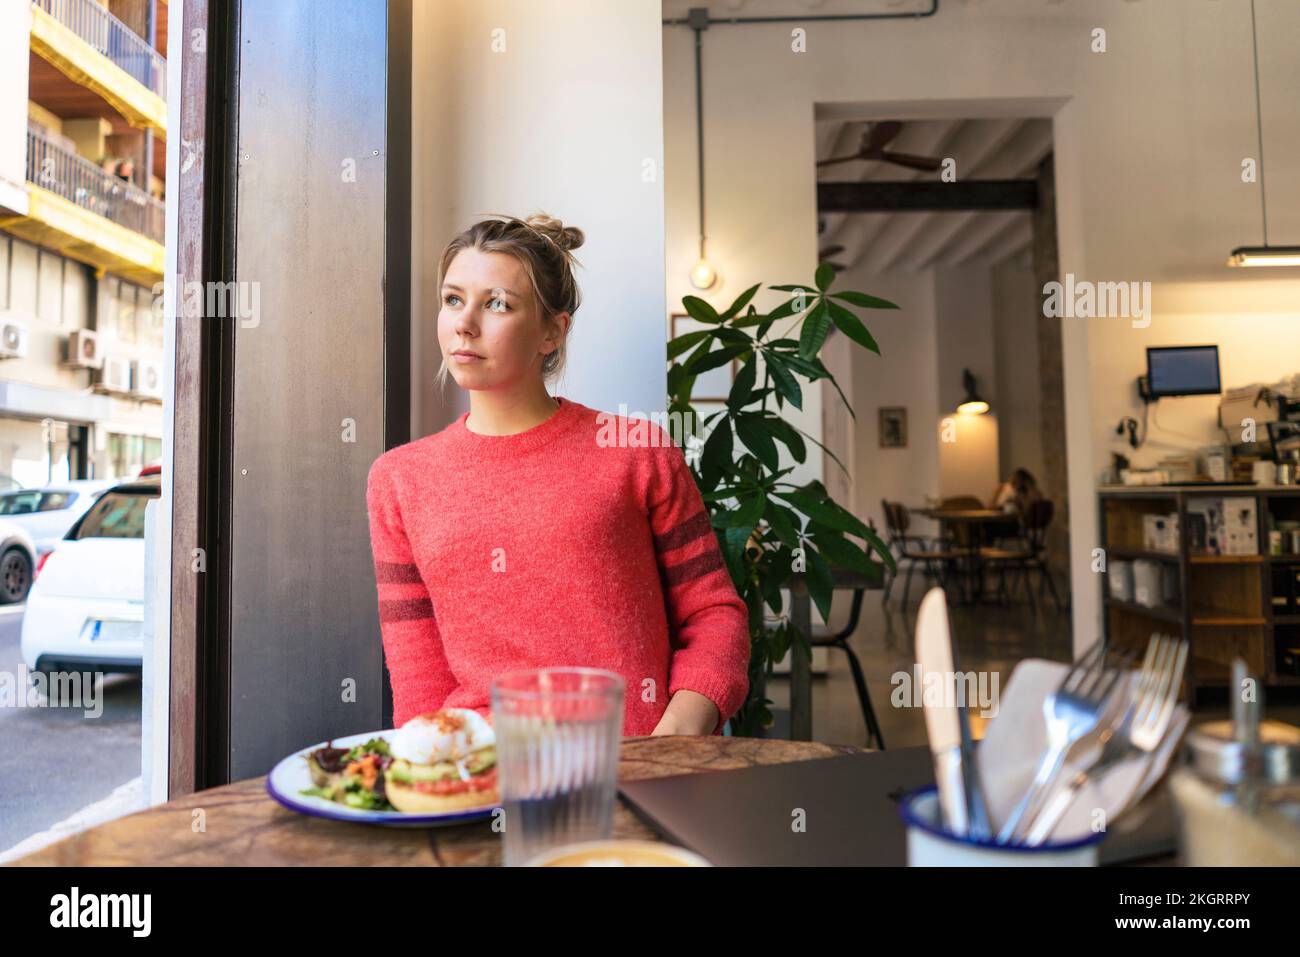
top-left (915, 587), bottom-right (992, 839)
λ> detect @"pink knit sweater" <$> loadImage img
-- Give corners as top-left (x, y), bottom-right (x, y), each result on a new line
top-left (365, 395), bottom-right (751, 736)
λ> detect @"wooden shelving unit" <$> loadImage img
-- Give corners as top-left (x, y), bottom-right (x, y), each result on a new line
top-left (1098, 485), bottom-right (1300, 703)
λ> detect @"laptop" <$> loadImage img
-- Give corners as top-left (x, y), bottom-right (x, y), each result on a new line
top-left (617, 746), bottom-right (1176, 866)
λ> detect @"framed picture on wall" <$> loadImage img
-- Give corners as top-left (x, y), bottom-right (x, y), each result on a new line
top-left (670, 312), bottom-right (738, 402)
top-left (879, 406), bottom-right (907, 448)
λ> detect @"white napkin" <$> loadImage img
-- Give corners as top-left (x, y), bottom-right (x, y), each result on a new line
top-left (976, 658), bottom-right (1188, 843)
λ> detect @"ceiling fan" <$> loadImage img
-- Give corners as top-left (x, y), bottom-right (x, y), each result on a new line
top-left (818, 242), bottom-right (847, 273)
top-left (817, 121), bottom-right (943, 173)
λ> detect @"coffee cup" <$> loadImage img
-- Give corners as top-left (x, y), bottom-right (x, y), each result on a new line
top-left (524, 839), bottom-right (711, 867)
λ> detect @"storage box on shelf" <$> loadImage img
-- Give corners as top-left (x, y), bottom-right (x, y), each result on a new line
top-left (1142, 513), bottom-right (1180, 553)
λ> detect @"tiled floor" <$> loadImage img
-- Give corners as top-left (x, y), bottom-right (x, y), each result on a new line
top-left (764, 594), bottom-right (1300, 748)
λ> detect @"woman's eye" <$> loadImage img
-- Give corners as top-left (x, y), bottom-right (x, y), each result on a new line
top-left (487, 299), bottom-right (508, 313)
top-left (444, 294), bottom-right (461, 306)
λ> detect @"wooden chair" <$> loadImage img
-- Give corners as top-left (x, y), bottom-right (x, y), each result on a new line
top-left (880, 500), bottom-right (964, 608)
top-left (934, 496), bottom-right (990, 599)
top-left (981, 499), bottom-right (1063, 613)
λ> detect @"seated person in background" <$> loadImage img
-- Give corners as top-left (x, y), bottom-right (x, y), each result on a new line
top-left (990, 468), bottom-right (1042, 514)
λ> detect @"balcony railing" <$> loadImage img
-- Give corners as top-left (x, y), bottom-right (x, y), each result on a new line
top-left (27, 128), bottom-right (165, 245)
top-left (33, 0), bottom-right (166, 99)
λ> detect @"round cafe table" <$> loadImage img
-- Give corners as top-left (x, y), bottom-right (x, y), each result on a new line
top-left (909, 506), bottom-right (1014, 604)
top-left (6, 736), bottom-right (863, 866)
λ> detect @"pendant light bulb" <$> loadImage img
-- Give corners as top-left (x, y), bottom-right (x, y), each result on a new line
top-left (690, 258), bottom-right (717, 290)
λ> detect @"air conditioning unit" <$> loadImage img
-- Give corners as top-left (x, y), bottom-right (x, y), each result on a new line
top-left (0, 318), bottom-right (28, 359)
top-left (131, 358), bottom-right (164, 401)
top-left (65, 329), bottom-right (102, 369)
top-left (95, 354), bottom-right (131, 394)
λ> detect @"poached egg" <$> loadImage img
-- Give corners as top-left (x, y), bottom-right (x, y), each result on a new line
top-left (390, 709), bottom-right (495, 765)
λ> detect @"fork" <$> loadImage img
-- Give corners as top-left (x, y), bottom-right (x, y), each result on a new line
top-left (1021, 634), bottom-right (1187, 845)
top-left (996, 640), bottom-right (1134, 844)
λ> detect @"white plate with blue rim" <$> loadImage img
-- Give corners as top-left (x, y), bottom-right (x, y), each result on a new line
top-left (265, 730), bottom-right (499, 828)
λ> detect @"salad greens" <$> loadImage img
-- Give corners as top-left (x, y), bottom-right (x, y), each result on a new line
top-left (299, 737), bottom-right (395, 812)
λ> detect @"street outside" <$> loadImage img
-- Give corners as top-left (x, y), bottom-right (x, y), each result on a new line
top-left (0, 603), bottom-right (141, 852)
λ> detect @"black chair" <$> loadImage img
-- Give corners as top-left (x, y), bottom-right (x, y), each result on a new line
top-left (809, 586), bottom-right (886, 749)
top-left (981, 499), bottom-right (1063, 613)
top-left (880, 500), bottom-right (964, 608)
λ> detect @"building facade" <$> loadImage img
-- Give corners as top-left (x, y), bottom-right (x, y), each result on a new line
top-left (0, 0), bottom-right (166, 488)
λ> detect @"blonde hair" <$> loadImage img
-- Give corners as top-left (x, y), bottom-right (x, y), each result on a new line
top-left (434, 212), bottom-right (584, 391)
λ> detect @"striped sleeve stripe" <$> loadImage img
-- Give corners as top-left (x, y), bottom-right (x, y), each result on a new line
top-left (662, 548), bottom-right (726, 588)
top-left (653, 509), bottom-right (712, 554)
top-left (375, 561), bottom-right (422, 584)
top-left (379, 597), bottom-right (434, 623)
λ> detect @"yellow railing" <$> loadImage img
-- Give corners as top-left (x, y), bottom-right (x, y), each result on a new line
top-left (29, 0), bottom-right (167, 133)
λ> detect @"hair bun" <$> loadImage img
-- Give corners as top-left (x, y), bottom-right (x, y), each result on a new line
top-left (525, 213), bottom-right (584, 253)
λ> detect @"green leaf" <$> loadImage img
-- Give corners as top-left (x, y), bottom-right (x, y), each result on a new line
top-left (686, 342), bottom-right (747, 374)
top-left (764, 354), bottom-right (803, 411)
top-left (798, 300), bottom-right (832, 360)
top-left (810, 531), bottom-right (876, 577)
top-left (667, 329), bottom-right (711, 360)
top-left (667, 362), bottom-right (696, 405)
top-left (804, 546), bottom-right (834, 622)
top-left (700, 415), bottom-right (733, 482)
top-left (721, 282), bottom-right (762, 321)
top-left (762, 500), bottom-right (801, 549)
top-left (711, 326), bottom-right (752, 347)
top-left (859, 523), bottom-right (897, 574)
top-left (763, 296), bottom-right (804, 323)
top-left (825, 299), bottom-right (881, 355)
top-left (829, 290), bottom-right (900, 310)
top-left (720, 526), bottom-right (751, 590)
top-left (762, 566), bottom-right (785, 615)
top-left (725, 489), bottom-right (767, 530)
top-left (814, 262), bottom-right (835, 293)
top-left (777, 488), bottom-right (872, 540)
top-left (765, 415), bottom-right (807, 462)
top-left (779, 353), bottom-right (825, 380)
top-left (734, 415), bottom-right (780, 472)
top-left (682, 295), bottom-right (723, 324)
top-left (728, 355), bottom-right (757, 411)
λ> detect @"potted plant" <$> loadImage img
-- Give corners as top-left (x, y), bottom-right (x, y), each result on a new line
top-left (666, 262), bottom-right (899, 736)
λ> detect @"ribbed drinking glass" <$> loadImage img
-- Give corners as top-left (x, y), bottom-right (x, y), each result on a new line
top-left (491, 668), bottom-right (625, 866)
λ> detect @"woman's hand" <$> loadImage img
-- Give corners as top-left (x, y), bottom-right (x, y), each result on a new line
top-left (650, 689), bottom-right (721, 737)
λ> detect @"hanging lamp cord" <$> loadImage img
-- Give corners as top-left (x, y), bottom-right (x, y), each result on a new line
top-left (1250, 0), bottom-right (1268, 246)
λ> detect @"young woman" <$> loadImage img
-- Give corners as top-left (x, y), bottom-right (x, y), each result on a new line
top-left (366, 213), bottom-right (751, 737)
top-left (990, 467), bottom-right (1042, 517)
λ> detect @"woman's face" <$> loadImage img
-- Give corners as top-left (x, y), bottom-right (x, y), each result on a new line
top-left (437, 247), bottom-right (565, 391)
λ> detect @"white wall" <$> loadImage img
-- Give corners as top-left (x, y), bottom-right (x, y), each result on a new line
top-left (662, 0), bottom-right (1300, 652)
top-left (934, 265), bottom-right (1000, 499)
top-left (939, 412), bottom-right (1000, 504)
top-left (992, 258), bottom-right (1044, 485)
top-left (833, 269), bottom-right (939, 534)
top-left (934, 265), bottom-right (997, 415)
top-left (1088, 280), bottom-right (1300, 474)
top-left (411, 0), bottom-right (667, 435)
top-left (837, 265), bottom-right (1011, 537)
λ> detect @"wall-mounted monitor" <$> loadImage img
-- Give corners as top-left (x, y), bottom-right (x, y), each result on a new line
top-left (1146, 345), bottom-right (1221, 397)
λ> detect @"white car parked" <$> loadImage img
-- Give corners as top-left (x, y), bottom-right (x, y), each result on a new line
top-left (20, 475), bottom-right (160, 676)
top-left (0, 480), bottom-right (115, 557)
